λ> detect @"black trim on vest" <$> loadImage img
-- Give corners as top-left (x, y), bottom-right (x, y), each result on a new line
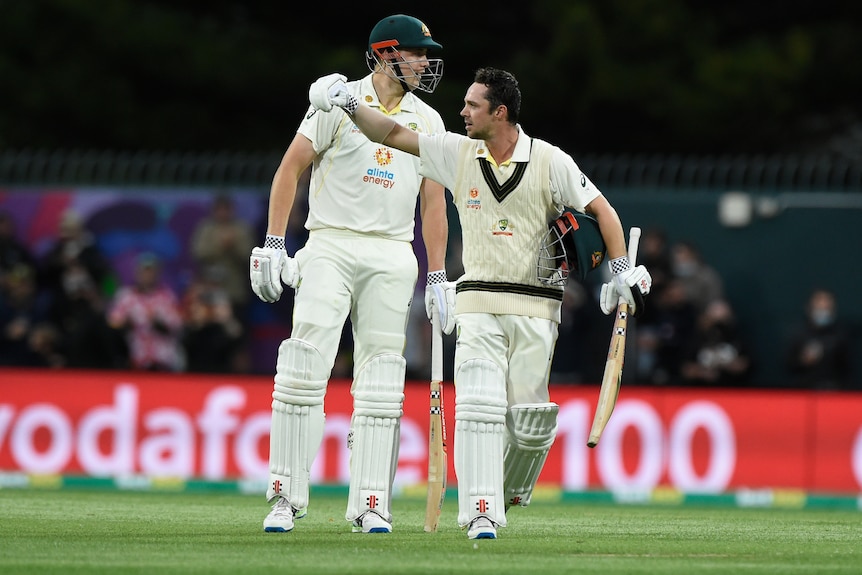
top-left (478, 138), bottom-right (532, 202)
top-left (457, 280), bottom-right (563, 302)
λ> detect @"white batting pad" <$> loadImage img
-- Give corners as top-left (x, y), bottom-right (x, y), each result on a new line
top-left (503, 403), bottom-right (559, 508)
top-left (267, 338), bottom-right (328, 507)
top-left (345, 354), bottom-right (406, 522)
top-left (454, 358), bottom-right (508, 527)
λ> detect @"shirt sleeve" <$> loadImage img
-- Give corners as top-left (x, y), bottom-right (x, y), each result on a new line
top-left (297, 104), bottom-right (346, 155)
top-left (549, 147), bottom-right (601, 210)
top-left (418, 132), bottom-right (463, 192)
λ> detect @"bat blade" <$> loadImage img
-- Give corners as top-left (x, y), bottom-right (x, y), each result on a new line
top-left (424, 310), bottom-right (447, 532)
top-left (588, 226), bottom-right (641, 448)
top-left (587, 304), bottom-right (629, 447)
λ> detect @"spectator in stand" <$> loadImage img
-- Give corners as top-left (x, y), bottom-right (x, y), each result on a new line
top-left (635, 278), bottom-right (698, 385)
top-left (190, 194), bottom-right (256, 319)
top-left (0, 264), bottom-right (58, 366)
top-left (636, 227), bottom-right (673, 325)
top-left (182, 281), bottom-right (245, 373)
top-left (679, 298), bottom-right (752, 386)
top-left (550, 281), bottom-right (601, 383)
top-left (633, 226), bottom-right (674, 384)
top-left (786, 288), bottom-right (854, 390)
top-left (23, 321), bottom-right (66, 368)
top-left (39, 209), bottom-right (113, 303)
top-left (0, 211), bottom-right (37, 285)
top-left (49, 260), bottom-right (127, 369)
top-left (107, 252), bottom-right (184, 371)
top-left (670, 240), bottom-right (723, 313)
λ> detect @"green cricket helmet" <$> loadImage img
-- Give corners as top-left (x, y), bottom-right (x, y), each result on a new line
top-left (365, 14), bottom-right (443, 93)
top-left (537, 211), bottom-right (607, 285)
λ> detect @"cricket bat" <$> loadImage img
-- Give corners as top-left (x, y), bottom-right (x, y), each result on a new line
top-left (588, 226), bottom-right (641, 448)
top-left (424, 308), bottom-right (447, 532)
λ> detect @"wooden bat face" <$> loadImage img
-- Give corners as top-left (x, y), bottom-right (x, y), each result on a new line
top-left (587, 226), bottom-right (640, 449)
top-left (424, 379), bottom-right (447, 532)
top-left (588, 303), bottom-right (629, 448)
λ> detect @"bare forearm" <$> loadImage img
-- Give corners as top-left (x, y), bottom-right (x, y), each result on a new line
top-left (586, 195), bottom-right (627, 259)
top-left (420, 180), bottom-right (448, 272)
top-left (267, 137), bottom-right (314, 238)
top-left (267, 159), bottom-right (298, 237)
top-left (351, 105), bottom-right (421, 156)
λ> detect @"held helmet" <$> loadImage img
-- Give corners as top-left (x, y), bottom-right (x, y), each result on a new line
top-left (537, 211), bottom-right (607, 285)
top-left (365, 14), bottom-right (443, 93)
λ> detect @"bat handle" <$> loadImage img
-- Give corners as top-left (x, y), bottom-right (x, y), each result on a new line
top-left (616, 227), bottom-right (642, 305)
top-left (627, 227), bottom-right (642, 264)
top-left (431, 307), bottom-right (443, 383)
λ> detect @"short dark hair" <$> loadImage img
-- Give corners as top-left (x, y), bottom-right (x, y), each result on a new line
top-left (473, 67), bottom-right (520, 125)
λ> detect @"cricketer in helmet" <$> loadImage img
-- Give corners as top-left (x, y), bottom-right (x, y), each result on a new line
top-left (365, 14), bottom-right (443, 93)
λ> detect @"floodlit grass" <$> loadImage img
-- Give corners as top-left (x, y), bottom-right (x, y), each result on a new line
top-left (1, 488), bottom-right (860, 574)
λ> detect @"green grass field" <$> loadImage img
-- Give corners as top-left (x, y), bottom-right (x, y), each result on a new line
top-left (1, 488), bottom-right (860, 574)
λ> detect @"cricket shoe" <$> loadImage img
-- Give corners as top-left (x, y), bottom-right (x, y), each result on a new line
top-left (467, 516), bottom-right (497, 540)
top-left (263, 496), bottom-right (304, 532)
top-left (351, 511), bottom-right (392, 533)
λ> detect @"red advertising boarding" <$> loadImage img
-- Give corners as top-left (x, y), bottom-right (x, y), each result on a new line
top-left (1, 368), bottom-right (861, 493)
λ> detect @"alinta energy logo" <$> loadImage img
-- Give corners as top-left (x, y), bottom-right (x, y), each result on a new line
top-left (374, 148), bottom-right (393, 165)
top-left (467, 188), bottom-right (481, 210)
top-left (364, 148), bottom-right (396, 189)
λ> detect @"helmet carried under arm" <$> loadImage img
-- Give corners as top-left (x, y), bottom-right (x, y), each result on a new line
top-left (537, 211), bottom-right (607, 285)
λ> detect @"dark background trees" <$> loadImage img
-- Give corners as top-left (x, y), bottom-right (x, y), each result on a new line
top-left (1, 0), bottom-right (860, 157)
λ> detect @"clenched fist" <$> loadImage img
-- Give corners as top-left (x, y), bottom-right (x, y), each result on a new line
top-left (600, 262), bottom-right (652, 316)
top-left (250, 246), bottom-right (299, 303)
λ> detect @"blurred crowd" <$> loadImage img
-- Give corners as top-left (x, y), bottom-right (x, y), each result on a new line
top-left (550, 227), bottom-right (856, 391)
top-left (0, 198), bottom-right (252, 374)
top-left (0, 204), bottom-right (856, 390)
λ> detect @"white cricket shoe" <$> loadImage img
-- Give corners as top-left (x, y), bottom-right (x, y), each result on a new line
top-left (351, 511), bottom-right (392, 533)
top-left (263, 496), bottom-right (298, 532)
top-left (467, 516), bottom-right (497, 540)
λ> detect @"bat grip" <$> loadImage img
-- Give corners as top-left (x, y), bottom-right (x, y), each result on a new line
top-left (431, 308), bottom-right (443, 382)
top-left (617, 227), bottom-right (642, 306)
top-left (627, 227), bottom-right (642, 264)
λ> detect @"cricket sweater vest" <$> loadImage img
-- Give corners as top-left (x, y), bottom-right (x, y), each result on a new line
top-left (452, 137), bottom-right (564, 323)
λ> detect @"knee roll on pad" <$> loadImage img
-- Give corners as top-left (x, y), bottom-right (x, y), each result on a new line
top-left (454, 358), bottom-right (508, 527)
top-left (346, 354), bottom-right (406, 522)
top-left (503, 403), bottom-right (559, 508)
top-left (267, 339), bottom-right (328, 507)
top-left (273, 338), bottom-right (328, 406)
top-left (352, 353), bottom-right (405, 419)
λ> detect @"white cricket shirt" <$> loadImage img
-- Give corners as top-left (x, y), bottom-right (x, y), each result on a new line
top-left (298, 74), bottom-right (446, 241)
top-left (417, 126), bottom-right (603, 321)
top-left (417, 125), bottom-right (601, 210)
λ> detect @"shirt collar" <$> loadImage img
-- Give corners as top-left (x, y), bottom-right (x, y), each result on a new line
top-left (474, 125), bottom-right (530, 165)
top-left (359, 73), bottom-right (417, 115)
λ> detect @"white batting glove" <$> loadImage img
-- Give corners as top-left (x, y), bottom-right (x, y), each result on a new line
top-left (309, 73), bottom-right (357, 114)
top-left (425, 270), bottom-right (456, 335)
top-left (250, 236), bottom-right (299, 303)
top-left (599, 257), bottom-right (652, 317)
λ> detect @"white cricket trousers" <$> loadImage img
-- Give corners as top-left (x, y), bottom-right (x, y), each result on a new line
top-left (454, 312), bottom-right (559, 405)
top-left (291, 229), bottom-right (418, 373)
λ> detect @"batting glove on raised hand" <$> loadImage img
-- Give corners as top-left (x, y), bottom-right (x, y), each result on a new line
top-left (600, 257), bottom-right (652, 317)
top-left (250, 236), bottom-right (299, 303)
top-left (309, 73), bottom-right (356, 113)
top-left (425, 270), bottom-right (456, 335)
